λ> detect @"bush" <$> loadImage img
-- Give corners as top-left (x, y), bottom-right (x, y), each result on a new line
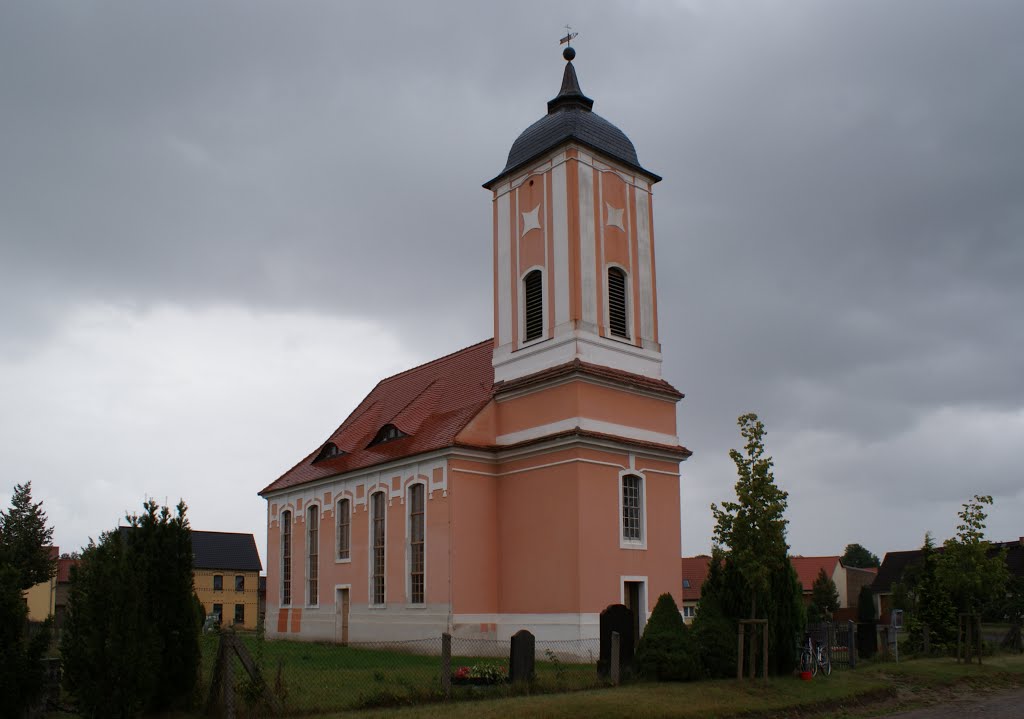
top-left (691, 594), bottom-right (736, 678)
top-left (634, 593), bottom-right (699, 681)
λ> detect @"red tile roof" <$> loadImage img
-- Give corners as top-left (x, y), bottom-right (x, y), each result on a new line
top-left (57, 557), bottom-right (79, 583)
top-left (261, 339), bottom-right (692, 496)
top-left (681, 556), bottom-right (711, 601)
top-left (261, 339), bottom-right (495, 495)
top-left (790, 556), bottom-right (841, 592)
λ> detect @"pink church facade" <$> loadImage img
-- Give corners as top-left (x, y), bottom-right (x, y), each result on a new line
top-left (260, 48), bottom-right (690, 644)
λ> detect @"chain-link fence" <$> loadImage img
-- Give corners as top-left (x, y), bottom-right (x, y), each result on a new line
top-left (202, 631), bottom-right (607, 717)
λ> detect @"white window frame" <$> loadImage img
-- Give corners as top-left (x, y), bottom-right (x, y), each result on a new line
top-left (605, 263), bottom-right (632, 341)
top-left (306, 504), bottom-right (320, 608)
top-left (406, 481), bottom-right (427, 607)
top-left (519, 266), bottom-right (547, 347)
top-left (336, 496), bottom-right (352, 563)
top-left (369, 490), bottom-right (387, 608)
top-left (618, 470), bottom-right (647, 550)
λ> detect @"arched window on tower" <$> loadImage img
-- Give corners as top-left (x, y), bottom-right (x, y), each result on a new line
top-left (608, 267), bottom-right (629, 339)
top-left (523, 269), bottom-right (543, 342)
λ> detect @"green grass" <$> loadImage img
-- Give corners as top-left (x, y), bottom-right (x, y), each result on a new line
top-left (198, 632), bottom-right (598, 714)
top-left (330, 653), bottom-right (1024, 719)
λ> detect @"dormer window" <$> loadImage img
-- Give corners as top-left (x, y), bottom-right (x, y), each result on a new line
top-left (368, 424), bottom-right (406, 447)
top-left (313, 442), bottom-right (343, 463)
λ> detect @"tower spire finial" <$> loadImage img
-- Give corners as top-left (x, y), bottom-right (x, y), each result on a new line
top-left (559, 25), bottom-right (578, 61)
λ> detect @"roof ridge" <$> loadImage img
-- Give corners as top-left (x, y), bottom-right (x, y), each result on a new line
top-left (374, 338), bottom-right (492, 385)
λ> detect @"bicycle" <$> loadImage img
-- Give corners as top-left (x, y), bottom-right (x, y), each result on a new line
top-left (799, 634), bottom-right (831, 677)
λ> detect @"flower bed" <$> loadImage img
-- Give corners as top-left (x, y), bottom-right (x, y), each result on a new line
top-left (453, 662), bottom-right (508, 686)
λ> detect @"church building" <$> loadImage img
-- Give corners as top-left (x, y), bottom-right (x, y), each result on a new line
top-left (259, 45), bottom-right (690, 643)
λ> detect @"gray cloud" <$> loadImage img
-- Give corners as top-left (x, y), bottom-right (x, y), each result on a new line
top-left (1, 1), bottom-right (1022, 559)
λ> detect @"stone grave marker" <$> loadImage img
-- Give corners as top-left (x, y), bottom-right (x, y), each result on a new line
top-left (598, 603), bottom-right (634, 678)
top-left (509, 629), bottom-right (536, 683)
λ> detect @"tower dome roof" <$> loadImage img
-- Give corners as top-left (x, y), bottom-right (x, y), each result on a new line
top-left (485, 50), bottom-right (660, 188)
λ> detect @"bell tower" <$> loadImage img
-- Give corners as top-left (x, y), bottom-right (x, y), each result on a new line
top-left (484, 45), bottom-right (664, 383)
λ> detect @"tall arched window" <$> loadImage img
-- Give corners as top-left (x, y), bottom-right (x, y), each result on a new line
top-left (336, 498), bottom-right (350, 561)
top-left (280, 510), bottom-right (292, 606)
top-left (307, 506), bottom-right (319, 606)
top-left (608, 267), bottom-right (629, 339)
top-left (408, 484), bottom-right (425, 605)
top-left (370, 492), bottom-right (386, 605)
top-left (523, 269), bottom-right (543, 342)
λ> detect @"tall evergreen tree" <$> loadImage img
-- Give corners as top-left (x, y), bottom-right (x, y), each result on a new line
top-left (0, 482), bottom-right (56, 719)
top-left (61, 500), bottom-right (200, 718)
top-left (808, 567), bottom-right (840, 622)
top-left (0, 481), bottom-right (56, 590)
top-left (908, 532), bottom-right (957, 652)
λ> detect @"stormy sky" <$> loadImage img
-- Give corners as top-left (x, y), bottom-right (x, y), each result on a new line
top-left (2, 1), bottom-right (1022, 568)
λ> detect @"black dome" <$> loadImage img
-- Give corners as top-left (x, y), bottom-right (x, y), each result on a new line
top-left (485, 58), bottom-right (659, 188)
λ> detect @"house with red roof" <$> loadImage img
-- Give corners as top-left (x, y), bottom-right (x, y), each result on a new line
top-left (680, 556), bottom-right (711, 623)
top-left (260, 47), bottom-right (690, 644)
top-left (679, 554), bottom-right (877, 624)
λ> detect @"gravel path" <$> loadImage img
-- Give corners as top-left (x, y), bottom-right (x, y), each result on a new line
top-left (876, 687), bottom-right (1024, 718)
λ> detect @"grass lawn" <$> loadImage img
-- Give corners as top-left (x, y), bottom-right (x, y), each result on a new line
top-left (199, 632), bottom-right (597, 714)
top-left (326, 653), bottom-right (1024, 719)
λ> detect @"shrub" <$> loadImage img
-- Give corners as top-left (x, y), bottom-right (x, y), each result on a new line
top-left (634, 593), bottom-right (699, 681)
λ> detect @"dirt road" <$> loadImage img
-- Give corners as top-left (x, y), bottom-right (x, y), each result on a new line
top-left (877, 687), bottom-right (1024, 718)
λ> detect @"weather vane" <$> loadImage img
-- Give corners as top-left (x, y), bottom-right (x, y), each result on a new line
top-left (560, 25), bottom-right (578, 47)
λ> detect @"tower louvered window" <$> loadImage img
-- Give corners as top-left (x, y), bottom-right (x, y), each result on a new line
top-left (608, 267), bottom-right (629, 339)
top-left (523, 269), bottom-right (543, 342)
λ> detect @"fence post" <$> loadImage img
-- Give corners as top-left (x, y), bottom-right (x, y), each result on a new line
top-left (848, 621), bottom-right (856, 669)
top-left (761, 623), bottom-right (768, 681)
top-left (736, 624), bottom-right (744, 680)
top-left (442, 632), bottom-right (452, 699)
top-left (610, 631), bottom-right (620, 685)
top-left (922, 623), bottom-right (930, 655)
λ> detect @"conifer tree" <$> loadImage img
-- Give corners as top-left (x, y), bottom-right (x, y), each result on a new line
top-left (808, 568), bottom-right (840, 622)
top-left (634, 593), bottom-right (699, 681)
top-left (0, 482), bottom-right (56, 719)
top-left (62, 500), bottom-right (200, 718)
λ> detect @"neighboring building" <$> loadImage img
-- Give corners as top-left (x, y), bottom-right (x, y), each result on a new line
top-left (872, 537), bottom-right (1024, 622)
top-left (679, 554), bottom-right (876, 623)
top-left (260, 47), bottom-right (690, 644)
top-left (53, 556), bottom-right (81, 634)
top-left (680, 556), bottom-right (711, 623)
top-left (25, 546), bottom-right (59, 621)
top-left (192, 531), bottom-right (263, 630)
top-left (791, 556), bottom-right (843, 607)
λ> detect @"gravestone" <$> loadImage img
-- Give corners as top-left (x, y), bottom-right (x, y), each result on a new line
top-left (509, 629), bottom-right (536, 683)
top-left (598, 604), bottom-right (634, 678)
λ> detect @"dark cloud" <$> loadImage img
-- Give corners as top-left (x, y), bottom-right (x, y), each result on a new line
top-left (1, 1), bottom-right (1022, 556)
